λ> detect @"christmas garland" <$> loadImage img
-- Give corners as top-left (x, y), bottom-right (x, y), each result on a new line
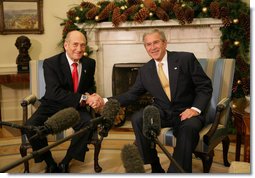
top-left (60, 0), bottom-right (250, 98)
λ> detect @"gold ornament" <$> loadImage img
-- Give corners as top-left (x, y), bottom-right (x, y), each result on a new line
top-left (202, 7), bottom-right (207, 13)
top-left (234, 41), bottom-right (240, 46)
top-left (237, 80), bottom-right (242, 84)
top-left (95, 16), bottom-right (99, 21)
top-left (121, 6), bottom-right (125, 10)
top-left (75, 16), bottom-right (80, 21)
top-left (149, 12), bottom-right (153, 17)
top-left (140, 4), bottom-right (144, 8)
top-left (231, 104), bottom-right (237, 108)
top-left (233, 19), bottom-right (239, 24)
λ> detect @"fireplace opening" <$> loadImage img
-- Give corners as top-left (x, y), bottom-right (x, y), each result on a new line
top-left (112, 63), bottom-right (153, 127)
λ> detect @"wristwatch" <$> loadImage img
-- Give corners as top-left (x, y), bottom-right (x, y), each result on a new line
top-left (81, 94), bottom-right (88, 101)
top-left (80, 93), bottom-right (89, 103)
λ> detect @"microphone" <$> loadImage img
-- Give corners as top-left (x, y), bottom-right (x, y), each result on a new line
top-left (143, 105), bottom-right (161, 140)
top-left (121, 144), bottom-right (145, 173)
top-left (99, 98), bottom-right (120, 137)
top-left (142, 105), bottom-right (185, 173)
top-left (29, 107), bottom-right (80, 140)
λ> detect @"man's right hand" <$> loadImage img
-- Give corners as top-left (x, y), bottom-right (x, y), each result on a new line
top-left (86, 93), bottom-right (105, 110)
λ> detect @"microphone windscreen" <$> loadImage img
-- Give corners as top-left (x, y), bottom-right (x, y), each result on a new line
top-left (102, 99), bottom-right (120, 122)
top-left (121, 144), bottom-right (145, 173)
top-left (44, 107), bottom-right (80, 134)
top-left (143, 105), bottom-right (161, 139)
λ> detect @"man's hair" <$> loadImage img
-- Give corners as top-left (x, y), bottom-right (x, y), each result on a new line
top-left (142, 29), bottom-right (167, 42)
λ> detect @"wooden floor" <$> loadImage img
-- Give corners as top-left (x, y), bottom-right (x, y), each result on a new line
top-left (0, 122), bottom-right (245, 174)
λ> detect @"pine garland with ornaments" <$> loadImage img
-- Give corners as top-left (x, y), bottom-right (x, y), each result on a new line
top-left (60, 0), bottom-right (250, 98)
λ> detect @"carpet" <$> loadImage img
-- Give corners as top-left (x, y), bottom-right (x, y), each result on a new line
top-left (0, 128), bottom-right (246, 174)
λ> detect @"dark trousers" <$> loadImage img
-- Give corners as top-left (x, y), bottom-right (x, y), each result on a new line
top-left (131, 108), bottom-right (203, 173)
top-left (25, 104), bottom-right (93, 163)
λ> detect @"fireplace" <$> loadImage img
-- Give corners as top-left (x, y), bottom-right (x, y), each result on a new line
top-left (112, 63), bottom-right (153, 126)
top-left (81, 19), bottom-right (222, 98)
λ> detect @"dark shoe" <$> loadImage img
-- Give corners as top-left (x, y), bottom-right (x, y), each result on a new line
top-left (58, 163), bottom-right (69, 173)
top-left (152, 168), bottom-right (165, 173)
top-left (151, 159), bottom-right (165, 173)
top-left (45, 164), bottom-right (59, 173)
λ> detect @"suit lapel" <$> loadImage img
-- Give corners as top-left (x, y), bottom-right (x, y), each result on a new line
top-left (60, 54), bottom-right (73, 91)
top-left (78, 58), bottom-right (87, 92)
top-left (167, 52), bottom-right (179, 101)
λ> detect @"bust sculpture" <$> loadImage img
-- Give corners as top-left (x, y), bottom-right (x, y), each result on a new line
top-left (15, 35), bottom-right (31, 73)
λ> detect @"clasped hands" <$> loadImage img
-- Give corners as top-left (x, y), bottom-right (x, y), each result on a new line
top-left (84, 93), bottom-right (105, 112)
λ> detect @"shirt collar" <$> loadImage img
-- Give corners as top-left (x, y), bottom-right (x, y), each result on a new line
top-left (155, 52), bottom-right (168, 67)
top-left (65, 53), bottom-right (80, 66)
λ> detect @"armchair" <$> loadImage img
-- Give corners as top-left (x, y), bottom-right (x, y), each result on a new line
top-left (19, 60), bottom-right (103, 173)
top-left (158, 58), bottom-right (235, 173)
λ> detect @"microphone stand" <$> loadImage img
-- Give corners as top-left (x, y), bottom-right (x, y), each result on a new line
top-left (0, 121), bottom-right (37, 132)
top-left (0, 121), bottom-right (102, 173)
top-left (150, 132), bottom-right (185, 173)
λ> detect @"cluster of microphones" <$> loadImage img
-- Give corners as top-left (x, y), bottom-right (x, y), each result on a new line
top-left (0, 99), bottom-right (120, 173)
top-left (0, 100), bottom-right (184, 173)
top-left (121, 105), bottom-right (185, 173)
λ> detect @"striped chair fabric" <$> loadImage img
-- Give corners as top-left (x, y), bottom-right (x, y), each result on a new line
top-left (158, 58), bottom-right (235, 153)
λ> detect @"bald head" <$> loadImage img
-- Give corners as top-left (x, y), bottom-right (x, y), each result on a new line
top-left (65, 30), bottom-right (86, 43)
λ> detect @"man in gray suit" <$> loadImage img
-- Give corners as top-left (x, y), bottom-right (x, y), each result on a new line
top-left (90, 29), bottom-right (212, 173)
top-left (25, 30), bottom-right (97, 173)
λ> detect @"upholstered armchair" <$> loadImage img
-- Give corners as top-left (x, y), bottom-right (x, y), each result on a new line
top-left (158, 58), bottom-right (235, 173)
top-left (19, 60), bottom-right (103, 173)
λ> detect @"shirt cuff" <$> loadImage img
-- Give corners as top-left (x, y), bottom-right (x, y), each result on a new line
top-left (103, 98), bottom-right (108, 104)
top-left (191, 107), bottom-right (201, 114)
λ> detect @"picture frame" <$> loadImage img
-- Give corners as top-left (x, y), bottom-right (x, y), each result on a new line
top-left (0, 0), bottom-right (44, 34)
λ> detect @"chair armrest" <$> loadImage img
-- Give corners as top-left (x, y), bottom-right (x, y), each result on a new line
top-left (21, 94), bottom-right (38, 107)
top-left (21, 94), bottom-right (40, 125)
top-left (203, 97), bottom-right (231, 144)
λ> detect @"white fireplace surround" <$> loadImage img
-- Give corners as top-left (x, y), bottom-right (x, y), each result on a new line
top-left (78, 18), bottom-right (222, 97)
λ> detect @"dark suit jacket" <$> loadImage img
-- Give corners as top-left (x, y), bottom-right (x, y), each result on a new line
top-left (116, 51), bottom-right (212, 124)
top-left (40, 52), bottom-right (96, 109)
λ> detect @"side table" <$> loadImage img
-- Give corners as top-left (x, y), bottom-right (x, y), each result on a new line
top-left (0, 73), bottom-right (29, 127)
top-left (231, 97), bottom-right (250, 163)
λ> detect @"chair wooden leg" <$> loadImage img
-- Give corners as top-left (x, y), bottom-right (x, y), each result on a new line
top-left (92, 137), bottom-right (103, 173)
top-left (19, 143), bottom-right (31, 173)
top-left (194, 150), bottom-right (214, 173)
top-left (222, 136), bottom-right (230, 167)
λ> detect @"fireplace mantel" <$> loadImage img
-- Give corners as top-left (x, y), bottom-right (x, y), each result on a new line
top-left (80, 18), bottom-right (223, 97)
top-left (77, 18), bottom-right (222, 29)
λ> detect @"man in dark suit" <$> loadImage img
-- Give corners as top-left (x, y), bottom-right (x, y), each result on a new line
top-left (25, 30), bottom-right (97, 173)
top-left (90, 29), bottom-right (212, 173)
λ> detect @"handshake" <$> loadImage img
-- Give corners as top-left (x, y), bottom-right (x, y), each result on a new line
top-left (82, 93), bottom-right (105, 112)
